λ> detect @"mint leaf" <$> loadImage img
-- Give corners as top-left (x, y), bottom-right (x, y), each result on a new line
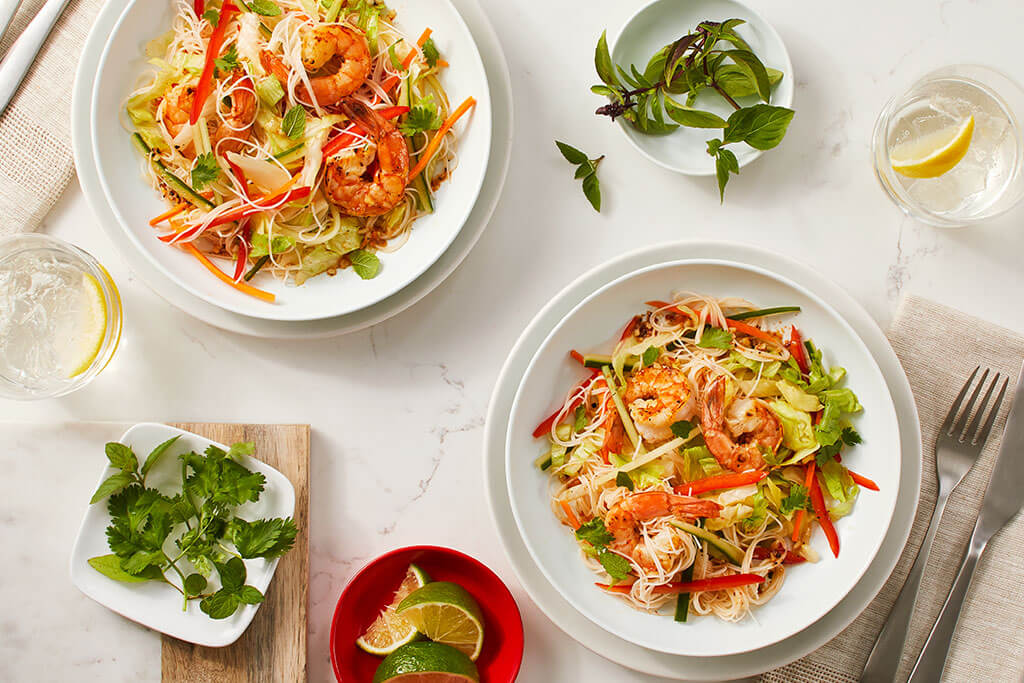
top-left (575, 517), bottom-right (614, 548)
top-left (217, 557), bottom-right (246, 592)
top-left (598, 550), bottom-right (632, 581)
top-left (250, 233), bottom-right (295, 257)
top-left (642, 346), bottom-right (660, 367)
top-left (348, 249), bottom-right (380, 279)
top-left (282, 104), bottom-right (306, 140)
top-left (91, 472), bottom-right (136, 504)
top-left (670, 420), bottom-right (695, 438)
top-left (191, 153), bottom-right (220, 190)
top-left (616, 471), bottom-right (634, 491)
top-left (184, 573), bottom-right (207, 596)
top-left (105, 442), bottom-right (138, 472)
top-left (238, 585), bottom-right (265, 604)
top-left (697, 326), bottom-right (733, 350)
top-left (201, 590), bottom-right (240, 619)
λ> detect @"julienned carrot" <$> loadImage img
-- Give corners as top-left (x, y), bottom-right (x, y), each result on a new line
top-left (408, 97), bottom-right (476, 180)
top-left (596, 573), bottom-right (766, 595)
top-left (674, 470), bottom-right (766, 496)
top-left (848, 470), bottom-right (880, 491)
top-left (726, 318), bottom-right (780, 345)
top-left (182, 243), bottom-right (275, 303)
top-left (809, 465), bottom-right (840, 558)
top-left (570, 349), bottom-right (585, 365)
top-left (149, 202), bottom-right (188, 226)
top-left (792, 462), bottom-right (817, 543)
top-left (560, 501), bottom-right (581, 530)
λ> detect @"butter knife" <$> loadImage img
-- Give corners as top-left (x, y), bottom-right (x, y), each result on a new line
top-left (0, 0), bottom-right (72, 117)
top-left (908, 360), bottom-right (1024, 682)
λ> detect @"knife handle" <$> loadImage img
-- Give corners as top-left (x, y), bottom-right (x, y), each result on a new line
top-left (0, 0), bottom-right (72, 117)
top-left (907, 527), bottom-right (987, 683)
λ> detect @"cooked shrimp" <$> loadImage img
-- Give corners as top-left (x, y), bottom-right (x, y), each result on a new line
top-left (260, 24), bottom-right (370, 106)
top-left (700, 376), bottom-right (782, 472)
top-left (623, 362), bottom-right (698, 443)
top-left (605, 492), bottom-right (721, 571)
top-left (162, 82), bottom-right (195, 141)
top-left (212, 71), bottom-right (257, 154)
top-left (324, 100), bottom-right (409, 216)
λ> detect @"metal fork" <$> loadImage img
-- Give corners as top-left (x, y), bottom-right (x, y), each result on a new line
top-left (860, 366), bottom-right (1008, 682)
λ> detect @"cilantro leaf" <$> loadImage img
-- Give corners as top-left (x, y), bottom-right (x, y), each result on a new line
top-left (615, 471), bottom-right (634, 491)
top-left (422, 37), bottom-right (440, 67)
top-left (575, 517), bottom-right (614, 548)
top-left (227, 441), bottom-right (255, 458)
top-left (214, 45), bottom-right (238, 76)
top-left (598, 550), bottom-right (632, 581)
top-left (670, 420), bottom-right (695, 438)
top-left (398, 101), bottom-right (443, 136)
top-left (697, 326), bottom-right (733, 350)
top-left (780, 484), bottom-right (810, 515)
top-left (231, 517), bottom-right (298, 559)
top-left (246, 0), bottom-right (281, 16)
top-left (183, 447), bottom-right (266, 506)
top-left (203, 8), bottom-right (219, 26)
top-left (348, 249), bottom-right (380, 279)
top-left (191, 153), bottom-right (220, 190)
top-left (282, 104), bottom-right (306, 139)
top-left (815, 441), bottom-right (841, 465)
top-left (841, 427), bottom-right (862, 447)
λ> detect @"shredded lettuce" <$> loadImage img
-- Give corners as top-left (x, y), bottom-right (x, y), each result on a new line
top-left (816, 388), bottom-right (863, 446)
top-left (327, 215), bottom-right (362, 254)
top-left (255, 75), bottom-right (285, 107)
top-left (682, 445), bottom-right (724, 478)
top-left (777, 380), bottom-right (822, 412)
top-left (769, 401), bottom-right (817, 451)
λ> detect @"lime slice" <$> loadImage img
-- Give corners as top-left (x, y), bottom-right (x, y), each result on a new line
top-left (890, 115), bottom-right (974, 178)
top-left (396, 582), bottom-right (484, 661)
top-left (373, 642), bottom-right (479, 683)
top-left (356, 564), bottom-right (432, 656)
top-left (61, 272), bottom-right (108, 378)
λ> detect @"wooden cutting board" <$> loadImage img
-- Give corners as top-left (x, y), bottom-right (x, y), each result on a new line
top-left (161, 423), bottom-right (310, 683)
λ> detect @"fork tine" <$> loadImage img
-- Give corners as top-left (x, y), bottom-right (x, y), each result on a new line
top-left (972, 376), bottom-right (1010, 446)
top-left (952, 367), bottom-right (988, 437)
top-left (942, 366), bottom-right (980, 434)
top-left (963, 372), bottom-right (1000, 441)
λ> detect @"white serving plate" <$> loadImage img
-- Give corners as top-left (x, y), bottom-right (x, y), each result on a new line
top-left (70, 423), bottom-right (296, 647)
top-left (90, 0), bottom-right (491, 321)
top-left (72, 0), bottom-right (511, 338)
top-left (506, 259), bottom-right (900, 656)
top-left (485, 241), bottom-right (921, 679)
top-left (611, 0), bottom-right (794, 175)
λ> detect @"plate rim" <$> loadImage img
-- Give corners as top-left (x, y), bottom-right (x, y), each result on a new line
top-left (504, 256), bottom-right (900, 656)
top-left (483, 239), bottom-right (922, 680)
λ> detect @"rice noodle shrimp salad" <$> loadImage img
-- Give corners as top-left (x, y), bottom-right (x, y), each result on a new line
top-left (124, 0), bottom-right (477, 302)
top-left (532, 294), bottom-right (877, 622)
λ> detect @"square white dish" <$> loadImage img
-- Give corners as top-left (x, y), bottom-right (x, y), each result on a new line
top-left (70, 423), bottom-right (296, 647)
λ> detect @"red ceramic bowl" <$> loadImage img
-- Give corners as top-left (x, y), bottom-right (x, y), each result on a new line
top-left (330, 546), bottom-right (524, 682)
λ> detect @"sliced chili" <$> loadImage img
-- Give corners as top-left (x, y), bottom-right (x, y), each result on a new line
top-left (809, 464), bottom-right (840, 558)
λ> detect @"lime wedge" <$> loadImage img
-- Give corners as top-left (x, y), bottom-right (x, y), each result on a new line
top-left (62, 272), bottom-right (108, 378)
top-left (373, 642), bottom-right (479, 683)
top-left (356, 564), bottom-right (432, 656)
top-left (396, 582), bottom-right (485, 661)
top-left (890, 115), bottom-right (974, 178)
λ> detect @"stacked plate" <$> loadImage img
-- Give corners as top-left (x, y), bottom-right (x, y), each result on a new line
top-left (71, 0), bottom-right (512, 338)
top-left (485, 241), bottom-right (923, 680)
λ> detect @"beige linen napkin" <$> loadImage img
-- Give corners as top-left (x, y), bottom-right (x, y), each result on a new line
top-left (0, 0), bottom-right (102, 236)
top-left (762, 295), bottom-right (1024, 683)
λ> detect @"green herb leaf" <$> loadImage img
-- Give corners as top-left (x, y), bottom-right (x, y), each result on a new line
top-left (214, 45), bottom-right (238, 76)
top-left (89, 554), bottom-right (163, 583)
top-left (670, 420), bottom-right (695, 438)
top-left (555, 140), bottom-right (588, 165)
top-left (715, 65), bottom-right (783, 100)
top-left (247, 0), bottom-right (282, 16)
top-left (421, 36), bottom-right (439, 68)
top-left (105, 443), bottom-right (138, 472)
top-left (581, 171), bottom-right (602, 212)
top-left (91, 472), bottom-right (136, 504)
top-left (576, 518), bottom-right (614, 548)
top-left (141, 436), bottom-right (179, 478)
top-left (388, 43), bottom-right (402, 70)
top-left (184, 573), bottom-right (208, 596)
top-left (282, 104), bottom-right (306, 140)
top-left (714, 147), bottom-right (739, 202)
top-left (598, 549), bottom-right (632, 581)
top-left (231, 517), bottom-right (298, 558)
top-left (573, 405), bottom-right (587, 432)
top-left (217, 557), bottom-right (247, 592)
top-left (697, 326), bottom-right (734, 350)
top-left (780, 484), bottom-right (810, 515)
top-left (616, 471), bottom-right (635, 491)
top-left (663, 98), bottom-right (728, 128)
top-left (200, 590), bottom-right (240, 619)
top-left (398, 101), bottom-right (443, 136)
top-left (594, 30), bottom-right (617, 86)
top-left (642, 346), bottom-right (661, 367)
top-left (723, 104), bottom-right (795, 150)
top-left (348, 249), bottom-right (381, 279)
top-left (841, 427), bottom-right (863, 446)
top-left (191, 153), bottom-right (221, 190)
top-left (203, 8), bottom-right (219, 26)
top-left (238, 585), bottom-right (265, 604)
top-left (719, 49), bottom-right (770, 102)
top-left (249, 233), bottom-right (295, 258)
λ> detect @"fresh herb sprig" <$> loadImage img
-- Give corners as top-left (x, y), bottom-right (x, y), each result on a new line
top-left (89, 438), bottom-right (298, 620)
top-left (592, 20), bottom-right (794, 200)
top-left (556, 141), bottom-right (604, 212)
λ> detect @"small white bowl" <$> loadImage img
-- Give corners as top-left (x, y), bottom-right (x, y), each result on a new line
top-left (610, 0), bottom-right (794, 175)
top-left (70, 423), bottom-right (296, 647)
top-left (91, 0), bottom-right (491, 321)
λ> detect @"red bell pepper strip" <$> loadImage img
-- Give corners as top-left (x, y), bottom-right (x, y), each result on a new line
top-left (791, 462), bottom-right (817, 543)
top-left (787, 326), bottom-right (809, 374)
top-left (596, 573), bottom-right (766, 595)
top-left (190, 0), bottom-right (239, 125)
top-left (726, 318), bottom-right (780, 345)
top-left (532, 369), bottom-right (601, 438)
top-left (194, 0), bottom-right (204, 17)
top-left (674, 470), bottom-right (766, 496)
top-left (809, 464), bottom-right (840, 558)
top-left (619, 315), bottom-right (640, 341)
top-left (848, 470), bottom-right (880, 491)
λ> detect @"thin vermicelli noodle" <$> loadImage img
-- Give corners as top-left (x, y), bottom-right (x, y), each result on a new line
top-left (124, 0), bottom-right (471, 293)
top-left (534, 294), bottom-right (868, 622)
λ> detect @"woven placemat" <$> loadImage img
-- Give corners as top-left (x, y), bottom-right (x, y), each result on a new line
top-left (761, 295), bottom-right (1024, 682)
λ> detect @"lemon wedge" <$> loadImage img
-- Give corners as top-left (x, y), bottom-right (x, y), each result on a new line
top-left (890, 115), bottom-right (975, 178)
top-left (62, 272), bottom-right (108, 378)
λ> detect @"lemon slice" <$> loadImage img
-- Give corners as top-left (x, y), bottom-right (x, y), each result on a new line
top-left (890, 115), bottom-right (974, 178)
top-left (61, 273), bottom-right (108, 378)
top-left (396, 582), bottom-right (485, 661)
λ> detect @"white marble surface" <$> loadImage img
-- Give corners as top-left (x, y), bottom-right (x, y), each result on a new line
top-left (5, 0), bottom-right (1024, 680)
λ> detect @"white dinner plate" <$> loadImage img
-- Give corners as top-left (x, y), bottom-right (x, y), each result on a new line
top-left (73, 0), bottom-right (511, 334)
top-left (70, 423), bottom-right (295, 647)
top-left (485, 241), bottom-right (922, 680)
top-left (506, 259), bottom-right (900, 656)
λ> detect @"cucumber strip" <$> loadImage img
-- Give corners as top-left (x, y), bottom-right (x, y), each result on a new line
top-left (584, 353), bottom-right (637, 370)
top-left (601, 366), bottom-right (645, 454)
top-left (401, 74), bottom-right (434, 213)
top-left (728, 306), bottom-right (801, 320)
top-left (273, 142), bottom-right (306, 163)
top-left (669, 520), bottom-right (745, 565)
top-left (131, 133), bottom-right (215, 210)
top-left (674, 563), bottom-right (694, 622)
